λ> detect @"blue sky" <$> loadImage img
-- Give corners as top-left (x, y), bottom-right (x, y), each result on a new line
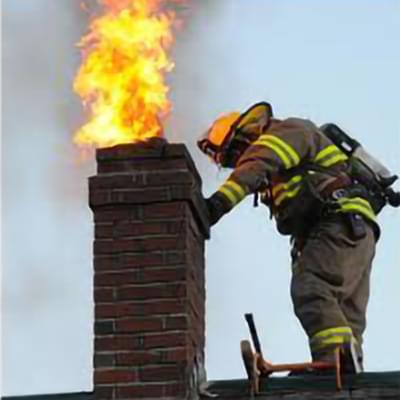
top-left (2, 0), bottom-right (400, 396)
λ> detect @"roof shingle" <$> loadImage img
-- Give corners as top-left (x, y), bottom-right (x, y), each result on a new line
top-left (3, 372), bottom-right (400, 400)
top-left (202, 371), bottom-right (400, 399)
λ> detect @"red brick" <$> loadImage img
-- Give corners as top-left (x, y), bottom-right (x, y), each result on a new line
top-left (95, 299), bottom-right (185, 319)
top-left (93, 207), bottom-right (141, 223)
top-left (93, 169), bottom-right (195, 191)
top-left (90, 174), bottom-right (144, 190)
top-left (94, 237), bottom-right (185, 254)
top-left (96, 140), bottom-right (168, 161)
top-left (138, 300), bottom-right (186, 316)
top-left (139, 365), bottom-right (183, 382)
top-left (144, 332), bottom-right (187, 349)
top-left (116, 283), bottom-right (187, 301)
top-left (145, 171), bottom-right (193, 185)
top-left (95, 336), bottom-right (140, 352)
top-left (89, 169), bottom-right (194, 191)
top-left (115, 317), bottom-right (163, 333)
top-left (95, 320), bottom-right (115, 335)
top-left (94, 287), bottom-right (115, 302)
top-left (164, 315), bottom-right (188, 330)
top-left (115, 348), bottom-right (187, 366)
top-left (112, 220), bottom-right (184, 238)
top-left (164, 382), bottom-right (186, 397)
top-left (97, 158), bottom-right (188, 174)
top-left (99, 252), bottom-right (186, 272)
top-left (94, 386), bottom-right (115, 399)
top-left (116, 350), bottom-right (160, 366)
top-left (142, 202), bottom-right (187, 219)
top-left (95, 303), bottom-right (139, 319)
top-left (95, 223), bottom-right (114, 238)
top-left (94, 353), bottom-right (115, 368)
top-left (120, 253), bottom-right (165, 268)
top-left (89, 191), bottom-right (111, 207)
top-left (160, 348), bottom-right (187, 363)
top-left (93, 239), bottom-right (112, 254)
top-left (164, 251), bottom-right (186, 265)
top-left (109, 188), bottom-right (171, 204)
top-left (95, 332), bottom-right (186, 352)
top-left (94, 253), bottom-right (164, 271)
top-left (94, 267), bottom-right (186, 287)
top-left (94, 369), bottom-right (138, 384)
top-left (115, 384), bottom-right (163, 399)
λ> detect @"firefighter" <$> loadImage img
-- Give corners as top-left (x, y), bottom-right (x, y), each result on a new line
top-left (198, 102), bottom-right (380, 372)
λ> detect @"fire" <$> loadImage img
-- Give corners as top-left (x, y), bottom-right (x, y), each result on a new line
top-left (74, 0), bottom-right (179, 148)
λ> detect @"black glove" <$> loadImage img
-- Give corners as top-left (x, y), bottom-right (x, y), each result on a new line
top-left (369, 194), bottom-right (386, 215)
top-left (386, 188), bottom-right (400, 208)
top-left (205, 193), bottom-right (232, 226)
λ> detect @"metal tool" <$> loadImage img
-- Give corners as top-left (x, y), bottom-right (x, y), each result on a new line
top-left (241, 314), bottom-right (358, 396)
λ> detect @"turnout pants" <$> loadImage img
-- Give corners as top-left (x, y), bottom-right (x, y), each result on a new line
top-left (290, 214), bottom-right (376, 363)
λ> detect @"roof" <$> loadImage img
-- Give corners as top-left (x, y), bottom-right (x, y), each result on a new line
top-left (203, 371), bottom-right (400, 399)
top-left (3, 372), bottom-right (400, 400)
top-left (2, 393), bottom-right (93, 400)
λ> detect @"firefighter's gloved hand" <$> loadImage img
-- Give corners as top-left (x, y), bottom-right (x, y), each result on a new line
top-left (205, 193), bottom-right (231, 226)
top-left (369, 195), bottom-right (386, 215)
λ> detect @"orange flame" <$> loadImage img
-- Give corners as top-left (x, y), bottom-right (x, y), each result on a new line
top-left (74, 0), bottom-right (179, 148)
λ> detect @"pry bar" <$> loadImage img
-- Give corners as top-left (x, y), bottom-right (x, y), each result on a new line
top-left (244, 313), bottom-right (263, 357)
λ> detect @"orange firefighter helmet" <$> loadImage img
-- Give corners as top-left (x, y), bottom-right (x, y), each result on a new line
top-left (198, 102), bottom-right (273, 168)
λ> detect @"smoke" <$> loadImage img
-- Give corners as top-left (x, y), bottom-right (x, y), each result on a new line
top-left (2, 0), bottom-right (399, 396)
top-left (2, 0), bottom-right (94, 395)
top-left (1, 0), bottom-right (222, 395)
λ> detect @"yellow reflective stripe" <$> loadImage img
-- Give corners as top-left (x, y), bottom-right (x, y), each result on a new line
top-left (218, 187), bottom-right (237, 205)
top-left (337, 197), bottom-right (376, 221)
top-left (254, 135), bottom-right (300, 169)
top-left (263, 135), bottom-right (300, 166)
top-left (339, 204), bottom-right (376, 221)
top-left (314, 145), bottom-right (340, 162)
top-left (338, 196), bottom-right (371, 209)
top-left (319, 153), bottom-right (348, 167)
top-left (225, 180), bottom-right (247, 199)
top-left (314, 144), bottom-right (348, 167)
top-left (254, 139), bottom-right (292, 169)
top-left (272, 175), bottom-right (302, 197)
top-left (274, 185), bottom-right (302, 206)
top-left (312, 326), bottom-right (353, 339)
top-left (218, 180), bottom-right (247, 207)
top-left (311, 336), bottom-right (353, 352)
top-left (310, 326), bottom-right (353, 352)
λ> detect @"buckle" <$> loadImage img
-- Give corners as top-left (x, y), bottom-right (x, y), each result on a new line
top-left (331, 188), bottom-right (347, 200)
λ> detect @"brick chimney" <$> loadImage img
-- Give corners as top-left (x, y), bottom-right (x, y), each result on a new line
top-left (89, 138), bottom-right (209, 399)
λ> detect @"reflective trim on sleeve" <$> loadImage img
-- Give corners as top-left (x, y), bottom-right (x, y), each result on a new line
top-left (274, 185), bottom-right (302, 207)
top-left (272, 175), bottom-right (303, 197)
top-left (314, 144), bottom-right (348, 167)
top-left (337, 197), bottom-right (376, 222)
top-left (217, 180), bottom-right (247, 207)
top-left (320, 153), bottom-right (348, 167)
top-left (310, 326), bottom-right (354, 352)
top-left (253, 135), bottom-right (300, 169)
top-left (315, 145), bottom-right (339, 161)
top-left (272, 175), bottom-right (303, 206)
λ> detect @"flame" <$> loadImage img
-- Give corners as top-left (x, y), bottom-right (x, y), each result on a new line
top-left (74, 0), bottom-right (179, 148)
